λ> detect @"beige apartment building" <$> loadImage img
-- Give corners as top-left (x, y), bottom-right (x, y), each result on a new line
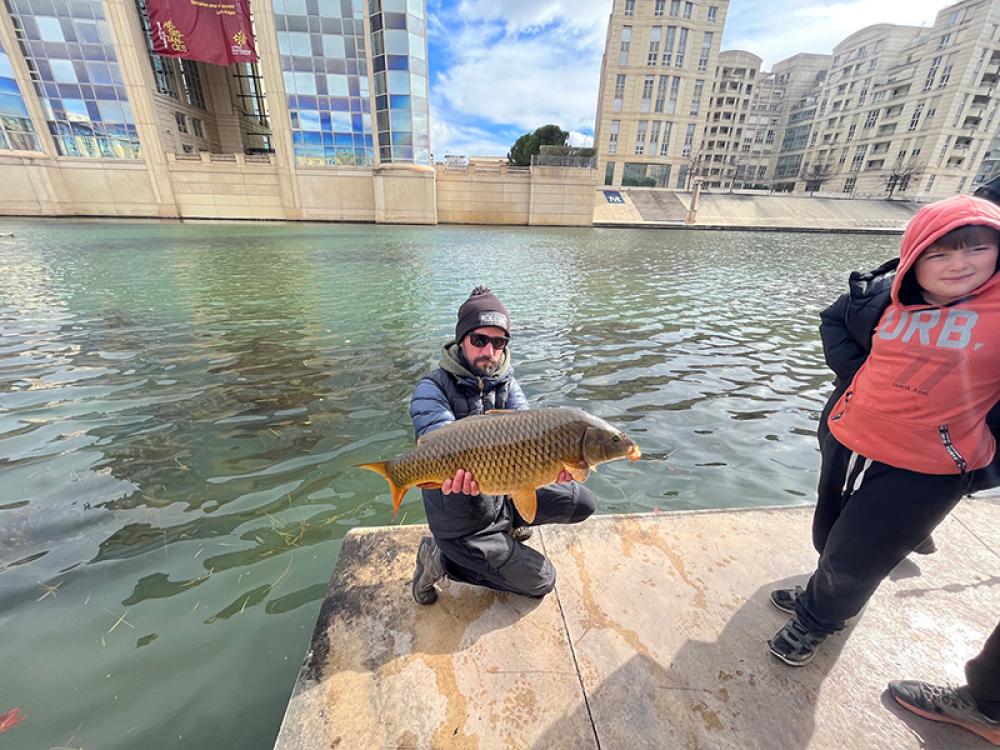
top-left (764, 54), bottom-right (833, 191)
top-left (594, 0), bottom-right (730, 189)
top-left (779, 0), bottom-right (1000, 199)
top-left (698, 49), bottom-right (765, 189)
top-left (598, 0), bottom-right (1000, 202)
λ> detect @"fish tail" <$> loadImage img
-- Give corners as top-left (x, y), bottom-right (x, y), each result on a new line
top-left (357, 462), bottom-right (407, 515)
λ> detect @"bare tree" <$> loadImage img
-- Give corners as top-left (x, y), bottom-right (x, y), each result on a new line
top-left (883, 159), bottom-right (925, 199)
top-left (683, 151), bottom-right (707, 190)
top-left (800, 162), bottom-right (834, 195)
top-left (726, 156), bottom-right (752, 193)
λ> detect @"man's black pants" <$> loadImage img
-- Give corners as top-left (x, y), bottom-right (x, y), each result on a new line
top-left (969, 621), bottom-right (1000, 719)
top-left (796, 431), bottom-right (968, 636)
top-left (427, 482), bottom-right (596, 598)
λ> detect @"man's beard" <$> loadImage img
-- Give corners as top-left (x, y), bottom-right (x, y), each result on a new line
top-left (471, 356), bottom-right (499, 377)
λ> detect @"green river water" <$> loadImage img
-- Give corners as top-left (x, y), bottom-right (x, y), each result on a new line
top-left (0, 219), bottom-right (899, 749)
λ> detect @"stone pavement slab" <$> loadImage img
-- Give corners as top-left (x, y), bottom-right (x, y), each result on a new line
top-left (274, 499), bottom-right (999, 749)
top-left (274, 526), bottom-right (597, 749)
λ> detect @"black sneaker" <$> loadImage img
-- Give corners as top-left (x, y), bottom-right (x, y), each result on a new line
top-left (912, 535), bottom-right (937, 555)
top-left (768, 616), bottom-right (827, 666)
top-left (889, 681), bottom-right (1000, 746)
top-left (769, 586), bottom-right (804, 615)
top-left (412, 536), bottom-right (444, 606)
top-left (509, 526), bottom-right (534, 542)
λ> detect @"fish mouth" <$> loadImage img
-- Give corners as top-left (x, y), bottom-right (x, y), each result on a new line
top-left (626, 444), bottom-right (642, 461)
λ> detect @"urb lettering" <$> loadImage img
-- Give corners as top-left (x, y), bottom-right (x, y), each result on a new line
top-left (878, 308), bottom-right (979, 349)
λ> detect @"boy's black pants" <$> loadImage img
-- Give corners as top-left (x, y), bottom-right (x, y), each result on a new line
top-left (796, 431), bottom-right (969, 636)
top-left (968, 621), bottom-right (1000, 719)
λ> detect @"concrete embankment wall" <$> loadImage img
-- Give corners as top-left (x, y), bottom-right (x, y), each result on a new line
top-left (0, 154), bottom-right (595, 226)
top-left (435, 162), bottom-right (597, 226)
top-left (596, 188), bottom-right (923, 231)
top-left (692, 192), bottom-right (921, 230)
top-left (0, 153), bottom-right (439, 223)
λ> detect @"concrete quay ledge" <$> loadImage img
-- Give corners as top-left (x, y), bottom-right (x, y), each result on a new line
top-left (592, 221), bottom-right (905, 235)
top-left (274, 499), bottom-right (1000, 749)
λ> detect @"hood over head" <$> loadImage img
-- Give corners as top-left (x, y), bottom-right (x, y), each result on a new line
top-left (891, 195), bottom-right (1000, 306)
top-left (439, 340), bottom-right (511, 382)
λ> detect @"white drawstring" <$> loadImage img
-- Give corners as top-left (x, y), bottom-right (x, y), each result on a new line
top-left (842, 452), bottom-right (859, 496)
top-left (852, 458), bottom-right (873, 494)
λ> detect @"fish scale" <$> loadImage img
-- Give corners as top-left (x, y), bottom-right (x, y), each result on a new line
top-left (359, 407), bottom-right (640, 523)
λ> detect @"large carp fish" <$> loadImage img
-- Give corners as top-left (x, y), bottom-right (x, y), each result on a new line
top-left (359, 407), bottom-right (640, 523)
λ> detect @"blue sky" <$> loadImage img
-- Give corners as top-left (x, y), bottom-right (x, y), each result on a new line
top-left (426, 0), bottom-right (950, 158)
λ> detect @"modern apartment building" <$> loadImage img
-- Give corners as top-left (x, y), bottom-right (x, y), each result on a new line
top-left (698, 49), bottom-right (762, 189)
top-left (696, 51), bottom-right (834, 190)
top-left (773, 0), bottom-right (1000, 199)
top-left (594, 0), bottom-right (730, 189)
top-left (0, 0), bottom-right (436, 221)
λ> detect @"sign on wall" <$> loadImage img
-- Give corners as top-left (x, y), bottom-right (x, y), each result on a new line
top-left (603, 190), bottom-right (625, 204)
top-left (145, 0), bottom-right (257, 66)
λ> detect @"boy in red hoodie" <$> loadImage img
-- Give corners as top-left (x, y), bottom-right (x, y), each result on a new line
top-left (767, 195), bottom-right (1000, 669)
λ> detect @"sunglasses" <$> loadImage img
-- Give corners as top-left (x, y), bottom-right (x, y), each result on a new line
top-left (468, 333), bottom-right (509, 350)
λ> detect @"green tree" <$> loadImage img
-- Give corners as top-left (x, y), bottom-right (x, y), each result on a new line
top-left (506, 124), bottom-right (570, 166)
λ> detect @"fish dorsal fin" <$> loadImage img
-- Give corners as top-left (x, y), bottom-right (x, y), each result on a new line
top-left (485, 409), bottom-right (517, 415)
top-left (510, 487), bottom-right (538, 524)
top-left (416, 421), bottom-right (462, 446)
top-left (416, 432), bottom-right (439, 447)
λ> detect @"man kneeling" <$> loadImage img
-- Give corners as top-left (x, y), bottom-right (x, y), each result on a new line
top-left (408, 286), bottom-right (595, 604)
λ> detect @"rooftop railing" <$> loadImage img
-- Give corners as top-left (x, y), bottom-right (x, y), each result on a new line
top-left (530, 154), bottom-right (598, 168)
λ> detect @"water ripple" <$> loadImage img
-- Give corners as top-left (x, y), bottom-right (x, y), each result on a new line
top-left (0, 219), bottom-right (899, 749)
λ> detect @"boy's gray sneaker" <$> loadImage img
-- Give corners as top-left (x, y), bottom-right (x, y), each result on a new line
top-left (769, 586), bottom-right (804, 615)
top-left (889, 681), bottom-right (1000, 746)
top-left (509, 526), bottom-right (533, 542)
top-left (412, 536), bottom-right (445, 605)
top-left (768, 616), bottom-right (827, 666)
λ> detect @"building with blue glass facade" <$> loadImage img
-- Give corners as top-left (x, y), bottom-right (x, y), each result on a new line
top-left (0, 0), bottom-right (436, 221)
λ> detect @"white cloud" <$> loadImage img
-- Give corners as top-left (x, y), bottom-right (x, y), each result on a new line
top-left (428, 0), bottom-right (608, 157)
top-left (436, 37), bottom-right (602, 133)
top-left (456, 0), bottom-right (610, 41)
top-left (567, 130), bottom-right (594, 148)
top-left (724, 0), bottom-right (946, 69)
top-left (431, 107), bottom-right (516, 158)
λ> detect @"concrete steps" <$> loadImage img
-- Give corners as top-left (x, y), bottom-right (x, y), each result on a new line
top-left (626, 189), bottom-right (690, 223)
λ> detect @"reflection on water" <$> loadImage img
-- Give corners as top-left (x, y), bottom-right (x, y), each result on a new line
top-left (0, 220), bottom-right (898, 749)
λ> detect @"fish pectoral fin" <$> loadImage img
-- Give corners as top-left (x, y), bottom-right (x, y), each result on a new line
top-left (510, 488), bottom-right (538, 525)
top-left (563, 462), bottom-right (590, 483)
top-left (417, 481), bottom-right (443, 489)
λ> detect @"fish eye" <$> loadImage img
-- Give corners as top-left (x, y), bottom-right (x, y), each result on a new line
top-left (612, 434), bottom-right (621, 443)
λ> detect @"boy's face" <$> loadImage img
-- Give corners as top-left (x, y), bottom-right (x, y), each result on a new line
top-left (914, 238), bottom-right (999, 306)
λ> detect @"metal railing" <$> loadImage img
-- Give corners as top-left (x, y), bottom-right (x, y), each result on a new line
top-left (530, 154), bottom-right (597, 168)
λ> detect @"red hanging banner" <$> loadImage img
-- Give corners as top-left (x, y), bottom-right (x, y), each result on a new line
top-left (146, 0), bottom-right (258, 66)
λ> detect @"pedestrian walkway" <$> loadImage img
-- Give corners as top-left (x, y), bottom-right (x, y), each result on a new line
top-left (274, 499), bottom-right (999, 749)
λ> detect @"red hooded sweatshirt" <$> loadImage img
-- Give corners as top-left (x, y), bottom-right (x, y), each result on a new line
top-left (828, 195), bottom-right (1000, 474)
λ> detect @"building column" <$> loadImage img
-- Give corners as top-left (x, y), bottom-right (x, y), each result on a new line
top-left (102, 0), bottom-right (180, 216)
top-left (248, 0), bottom-right (302, 218)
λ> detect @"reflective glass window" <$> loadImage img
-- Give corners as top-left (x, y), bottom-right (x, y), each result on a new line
top-left (0, 39), bottom-right (42, 152)
top-left (5, 0), bottom-right (139, 158)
